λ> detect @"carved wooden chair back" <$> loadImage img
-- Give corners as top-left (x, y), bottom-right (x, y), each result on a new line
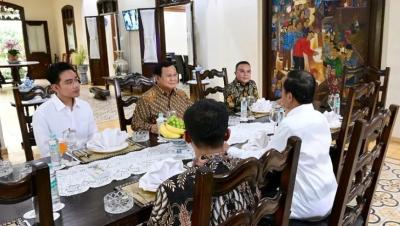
top-left (195, 68), bottom-right (228, 99)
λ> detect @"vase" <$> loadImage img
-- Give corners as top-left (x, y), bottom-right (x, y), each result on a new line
top-left (113, 51), bottom-right (129, 76)
top-left (77, 64), bottom-right (89, 85)
top-left (7, 54), bottom-right (19, 63)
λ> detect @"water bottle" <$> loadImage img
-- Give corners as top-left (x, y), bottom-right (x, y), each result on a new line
top-left (240, 97), bottom-right (248, 120)
top-left (49, 133), bottom-right (61, 169)
top-left (156, 112), bottom-right (165, 135)
top-left (49, 164), bottom-right (61, 206)
top-left (334, 93), bottom-right (341, 115)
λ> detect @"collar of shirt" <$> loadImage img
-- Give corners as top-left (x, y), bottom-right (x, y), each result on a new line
top-left (50, 94), bottom-right (81, 111)
top-left (286, 103), bottom-right (314, 118)
top-left (155, 84), bottom-right (177, 97)
top-left (234, 79), bottom-right (254, 88)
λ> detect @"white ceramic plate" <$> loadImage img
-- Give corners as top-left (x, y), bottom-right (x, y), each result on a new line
top-left (90, 142), bottom-right (129, 153)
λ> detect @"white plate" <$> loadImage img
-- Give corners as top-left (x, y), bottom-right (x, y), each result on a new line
top-left (250, 109), bottom-right (270, 114)
top-left (89, 142), bottom-right (129, 153)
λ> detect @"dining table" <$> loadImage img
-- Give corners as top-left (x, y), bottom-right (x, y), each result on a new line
top-left (0, 113), bottom-right (340, 226)
top-left (0, 61), bottom-right (39, 86)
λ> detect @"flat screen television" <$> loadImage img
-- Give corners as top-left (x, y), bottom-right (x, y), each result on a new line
top-left (122, 9), bottom-right (139, 31)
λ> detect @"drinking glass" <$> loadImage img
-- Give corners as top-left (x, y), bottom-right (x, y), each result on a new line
top-left (247, 96), bottom-right (256, 119)
top-left (327, 94), bottom-right (335, 111)
top-left (104, 190), bottom-right (134, 214)
top-left (63, 129), bottom-right (77, 151)
top-left (132, 130), bottom-right (150, 142)
top-left (0, 160), bottom-right (13, 178)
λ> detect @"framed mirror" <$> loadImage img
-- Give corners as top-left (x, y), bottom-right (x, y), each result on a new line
top-left (62, 5), bottom-right (77, 53)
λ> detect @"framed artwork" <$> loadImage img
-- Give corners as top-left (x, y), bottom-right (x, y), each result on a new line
top-left (262, 0), bottom-right (386, 99)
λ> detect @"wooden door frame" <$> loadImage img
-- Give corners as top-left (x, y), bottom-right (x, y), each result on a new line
top-left (156, 0), bottom-right (197, 65)
top-left (25, 20), bottom-right (51, 55)
top-left (85, 16), bottom-right (109, 85)
top-left (261, 0), bottom-right (387, 99)
top-left (61, 5), bottom-right (78, 54)
top-left (0, 2), bottom-right (29, 56)
top-left (138, 7), bottom-right (163, 77)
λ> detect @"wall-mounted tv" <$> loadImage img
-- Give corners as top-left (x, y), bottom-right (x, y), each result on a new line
top-left (122, 9), bottom-right (139, 31)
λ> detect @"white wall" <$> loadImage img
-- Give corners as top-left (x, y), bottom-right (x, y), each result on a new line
top-left (193, 0), bottom-right (262, 98)
top-left (164, 11), bottom-right (188, 55)
top-left (382, 0), bottom-right (400, 138)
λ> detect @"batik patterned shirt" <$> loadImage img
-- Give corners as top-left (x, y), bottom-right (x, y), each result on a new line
top-left (131, 85), bottom-right (192, 131)
top-left (147, 157), bottom-right (258, 226)
top-left (224, 79), bottom-right (259, 113)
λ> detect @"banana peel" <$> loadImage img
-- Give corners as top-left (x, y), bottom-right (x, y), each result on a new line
top-left (165, 124), bottom-right (185, 135)
top-left (160, 123), bottom-right (181, 139)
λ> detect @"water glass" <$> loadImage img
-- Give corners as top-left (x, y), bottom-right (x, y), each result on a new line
top-left (327, 94), bottom-right (335, 111)
top-left (104, 190), bottom-right (134, 214)
top-left (0, 160), bottom-right (13, 178)
top-left (228, 116), bottom-right (241, 126)
top-left (63, 129), bottom-right (77, 151)
top-left (132, 130), bottom-right (150, 142)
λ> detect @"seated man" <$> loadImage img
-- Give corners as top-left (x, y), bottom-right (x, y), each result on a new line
top-left (32, 62), bottom-right (97, 157)
top-left (148, 99), bottom-right (257, 226)
top-left (224, 61), bottom-right (259, 112)
top-left (132, 62), bottom-right (192, 133)
top-left (266, 70), bottom-right (337, 220)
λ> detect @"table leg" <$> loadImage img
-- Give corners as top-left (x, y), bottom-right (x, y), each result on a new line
top-left (11, 67), bottom-right (21, 86)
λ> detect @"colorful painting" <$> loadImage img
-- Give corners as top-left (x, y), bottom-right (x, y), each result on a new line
top-left (271, 0), bottom-right (370, 98)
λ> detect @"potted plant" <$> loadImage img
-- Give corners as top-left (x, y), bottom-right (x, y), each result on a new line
top-left (3, 40), bottom-right (21, 63)
top-left (71, 46), bottom-right (89, 84)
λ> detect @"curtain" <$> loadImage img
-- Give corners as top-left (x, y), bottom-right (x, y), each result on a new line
top-left (66, 24), bottom-right (76, 51)
top-left (27, 24), bottom-right (46, 53)
top-left (140, 9), bottom-right (158, 63)
top-left (86, 17), bottom-right (100, 59)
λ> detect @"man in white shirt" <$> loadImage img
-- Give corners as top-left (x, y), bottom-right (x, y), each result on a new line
top-left (266, 70), bottom-right (337, 220)
top-left (32, 63), bottom-right (97, 157)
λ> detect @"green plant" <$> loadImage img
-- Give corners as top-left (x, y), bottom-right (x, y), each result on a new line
top-left (72, 46), bottom-right (87, 65)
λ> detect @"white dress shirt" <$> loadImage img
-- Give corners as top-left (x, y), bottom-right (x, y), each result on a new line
top-left (32, 94), bottom-right (97, 157)
top-left (266, 103), bottom-right (337, 220)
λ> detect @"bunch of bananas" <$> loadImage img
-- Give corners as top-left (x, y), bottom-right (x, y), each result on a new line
top-left (159, 115), bottom-right (185, 139)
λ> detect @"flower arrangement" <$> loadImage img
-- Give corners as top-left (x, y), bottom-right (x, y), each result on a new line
top-left (3, 39), bottom-right (21, 56)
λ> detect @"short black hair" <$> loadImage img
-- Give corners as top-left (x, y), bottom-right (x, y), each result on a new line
top-left (183, 99), bottom-right (229, 149)
top-left (283, 70), bottom-right (316, 104)
top-left (47, 62), bottom-right (76, 84)
top-left (153, 62), bottom-right (175, 77)
top-left (235, 61), bottom-right (250, 71)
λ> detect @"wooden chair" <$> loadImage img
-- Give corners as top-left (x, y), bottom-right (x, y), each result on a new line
top-left (255, 136), bottom-right (302, 226)
top-left (340, 65), bottom-right (366, 101)
top-left (331, 81), bottom-right (379, 180)
top-left (113, 74), bottom-right (154, 131)
top-left (195, 68), bottom-right (228, 99)
top-left (329, 104), bottom-right (399, 226)
top-left (12, 86), bottom-right (52, 161)
top-left (191, 157), bottom-right (259, 226)
top-left (0, 161), bottom-right (54, 226)
top-left (365, 66), bottom-right (390, 111)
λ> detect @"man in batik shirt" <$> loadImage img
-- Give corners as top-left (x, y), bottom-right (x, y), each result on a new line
top-left (131, 62), bottom-right (192, 133)
top-left (148, 99), bottom-right (258, 226)
top-left (224, 61), bottom-right (259, 113)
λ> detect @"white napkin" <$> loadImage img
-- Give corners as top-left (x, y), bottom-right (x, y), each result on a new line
top-left (241, 130), bottom-right (270, 151)
top-left (227, 146), bottom-right (264, 159)
top-left (87, 128), bottom-right (129, 151)
top-left (251, 98), bottom-right (272, 113)
top-left (323, 111), bottom-right (342, 128)
top-left (139, 158), bottom-right (185, 192)
top-left (228, 122), bottom-right (274, 145)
